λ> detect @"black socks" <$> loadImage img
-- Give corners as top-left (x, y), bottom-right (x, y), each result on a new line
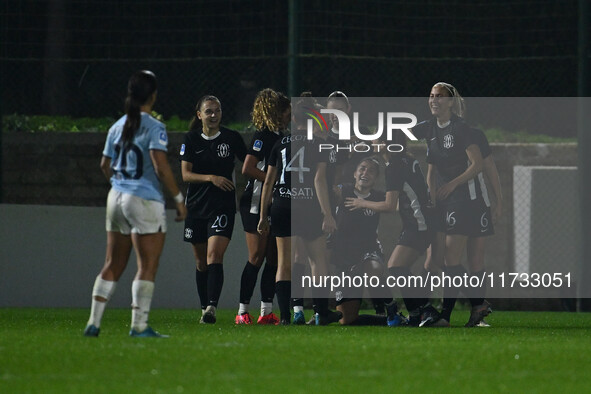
top-left (207, 263), bottom-right (224, 308)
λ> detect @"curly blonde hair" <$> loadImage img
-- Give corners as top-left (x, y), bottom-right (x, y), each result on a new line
top-left (252, 88), bottom-right (286, 132)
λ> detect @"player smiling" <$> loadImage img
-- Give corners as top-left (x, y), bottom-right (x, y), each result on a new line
top-left (180, 95), bottom-right (247, 324)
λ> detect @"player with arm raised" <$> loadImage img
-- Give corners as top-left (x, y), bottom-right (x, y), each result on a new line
top-left (180, 95), bottom-right (247, 324)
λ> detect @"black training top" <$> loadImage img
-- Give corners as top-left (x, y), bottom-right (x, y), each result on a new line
top-left (180, 126), bottom-right (247, 218)
top-left (332, 183), bottom-right (384, 253)
top-left (240, 128), bottom-right (284, 215)
top-left (385, 153), bottom-right (431, 232)
top-left (268, 129), bottom-right (329, 210)
top-left (413, 116), bottom-right (483, 204)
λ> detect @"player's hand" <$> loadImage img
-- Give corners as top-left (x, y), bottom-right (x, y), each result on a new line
top-left (322, 214), bottom-right (337, 234)
top-left (436, 181), bottom-right (457, 200)
top-left (211, 175), bottom-right (235, 191)
top-left (175, 202), bottom-right (188, 222)
top-left (344, 197), bottom-right (366, 211)
top-left (492, 200), bottom-right (503, 223)
top-left (257, 217), bottom-right (270, 235)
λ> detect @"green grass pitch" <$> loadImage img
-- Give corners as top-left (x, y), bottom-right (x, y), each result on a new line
top-left (1, 308), bottom-right (591, 393)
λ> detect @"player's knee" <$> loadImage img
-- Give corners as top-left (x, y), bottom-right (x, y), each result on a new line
top-left (207, 250), bottom-right (225, 264)
top-left (248, 251), bottom-right (265, 266)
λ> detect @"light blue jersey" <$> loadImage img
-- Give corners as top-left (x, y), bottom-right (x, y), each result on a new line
top-left (103, 113), bottom-right (168, 203)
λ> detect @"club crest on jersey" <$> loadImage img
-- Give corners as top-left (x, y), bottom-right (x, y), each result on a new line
top-left (217, 143), bottom-right (230, 158)
top-left (363, 208), bottom-right (376, 217)
top-left (443, 134), bottom-right (454, 149)
top-left (253, 139), bottom-right (263, 152)
top-left (329, 149), bottom-right (337, 163)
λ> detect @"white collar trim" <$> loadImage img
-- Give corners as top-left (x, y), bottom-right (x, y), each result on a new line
top-left (354, 189), bottom-right (371, 199)
top-left (201, 131), bottom-right (221, 140)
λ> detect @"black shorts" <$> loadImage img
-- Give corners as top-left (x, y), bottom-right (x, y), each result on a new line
top-left (271, 204), bottom-right (291, 238)
top-left (443, 199), bottom-right (494, 237)
top-left (397, 228), bottom-right (433, 253)
top-left (427, 205), bottom-right (446, 234)
top-left (183, 213), bottom-right (236, 243)
top-left (292, 204), bottom-right (324, 241)
top-left (240, 204), bottom-right (265, 234)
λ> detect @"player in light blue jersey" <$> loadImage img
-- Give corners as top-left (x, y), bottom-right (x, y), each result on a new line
top-left (84, 70), bottom-right (187, 338)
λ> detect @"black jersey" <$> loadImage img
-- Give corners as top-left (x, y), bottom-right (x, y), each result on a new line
top-left (332, 183), bottom-right (384, 253)
top-left (413, 116), bottom-right (483, 204)
top-left (180, 126), bottom-right (247, 218)
top-left (268, 130), bottom-right (329, 210)
top-left (470, 127), bottom-right (492, 207)
top-left (471, 127), bottom-right (492, 159)
top-left (240, 128), bottom-right (284, 214)
top-left (325, 125), bottom-right (374, 186)
top-left (385, 153), bottom-right (430, 232)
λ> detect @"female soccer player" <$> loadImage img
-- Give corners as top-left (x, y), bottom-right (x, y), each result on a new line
top-left (422, 126), bottom-right (501, 327)
top-left (413, 82), bottom-right (492, 326)
top-left (84, 70), bottom-right (187, 337)
top-left (327, 90), bottom-right (388, 315)
top-left (345, 132), bottom-right (435, 326)
top-left (181, 95), bottom-right (247, 324)
top-left (331, 157), bottom-right (406, 325)
top-left (258, 96), bottom-right (341, 325)
top-left (235, 88), bottom-right (290, 325)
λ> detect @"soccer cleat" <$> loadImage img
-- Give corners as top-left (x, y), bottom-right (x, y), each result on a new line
top-left (280, 318), bottom-right (291, 325)
top-left (235, 313), bottom-right (254, 325)
top-left (201, 306), bottom-right (217, 324)
top-left (292, 310), bottom-right (306, 325)
top-left (387, 313), bottom-right (409, 327)
top-left (465, 300), bottom-right (492, 327)
top-left (129, 326), bottom-right (169, 338)
top-left (315, 310), bottom-right (343, 326)
top-left (257, 312), bottom-right (280, 325)
top-left (408, 315), bottom-right (421, 327)
top-left (476, 319), bottom-right (491, 327)
top-left (83, 324), bottom-right (100, 337)
top-left (419, 305), bottom-right (449, 327)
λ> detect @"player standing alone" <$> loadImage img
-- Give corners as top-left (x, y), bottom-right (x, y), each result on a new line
top-left (84, 70), bottom-right (187, 337)
top-left (180, 95), bottom-right (247, 324)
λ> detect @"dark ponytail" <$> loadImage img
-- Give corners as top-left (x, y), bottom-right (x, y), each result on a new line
top-left (122, 70), bottom-right (157, 144)
top-left (189, 95), bottom-right (220, 131)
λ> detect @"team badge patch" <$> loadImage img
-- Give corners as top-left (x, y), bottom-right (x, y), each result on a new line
top-left (443, 134), bottom-right (454, 149)
top-left (253, 139), bottom-right (263, 152)
top-left (159, 131), bottom-right (168, 146)
top-left (329, 150), bottom-right (337, 163)
top-left (217, 143), bottom-right (230, 158)
top-left (180, 144), bottom-right (186, 155)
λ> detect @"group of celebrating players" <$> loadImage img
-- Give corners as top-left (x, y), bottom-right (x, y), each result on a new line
top-left (84, 70), bottom-right (502, 337)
